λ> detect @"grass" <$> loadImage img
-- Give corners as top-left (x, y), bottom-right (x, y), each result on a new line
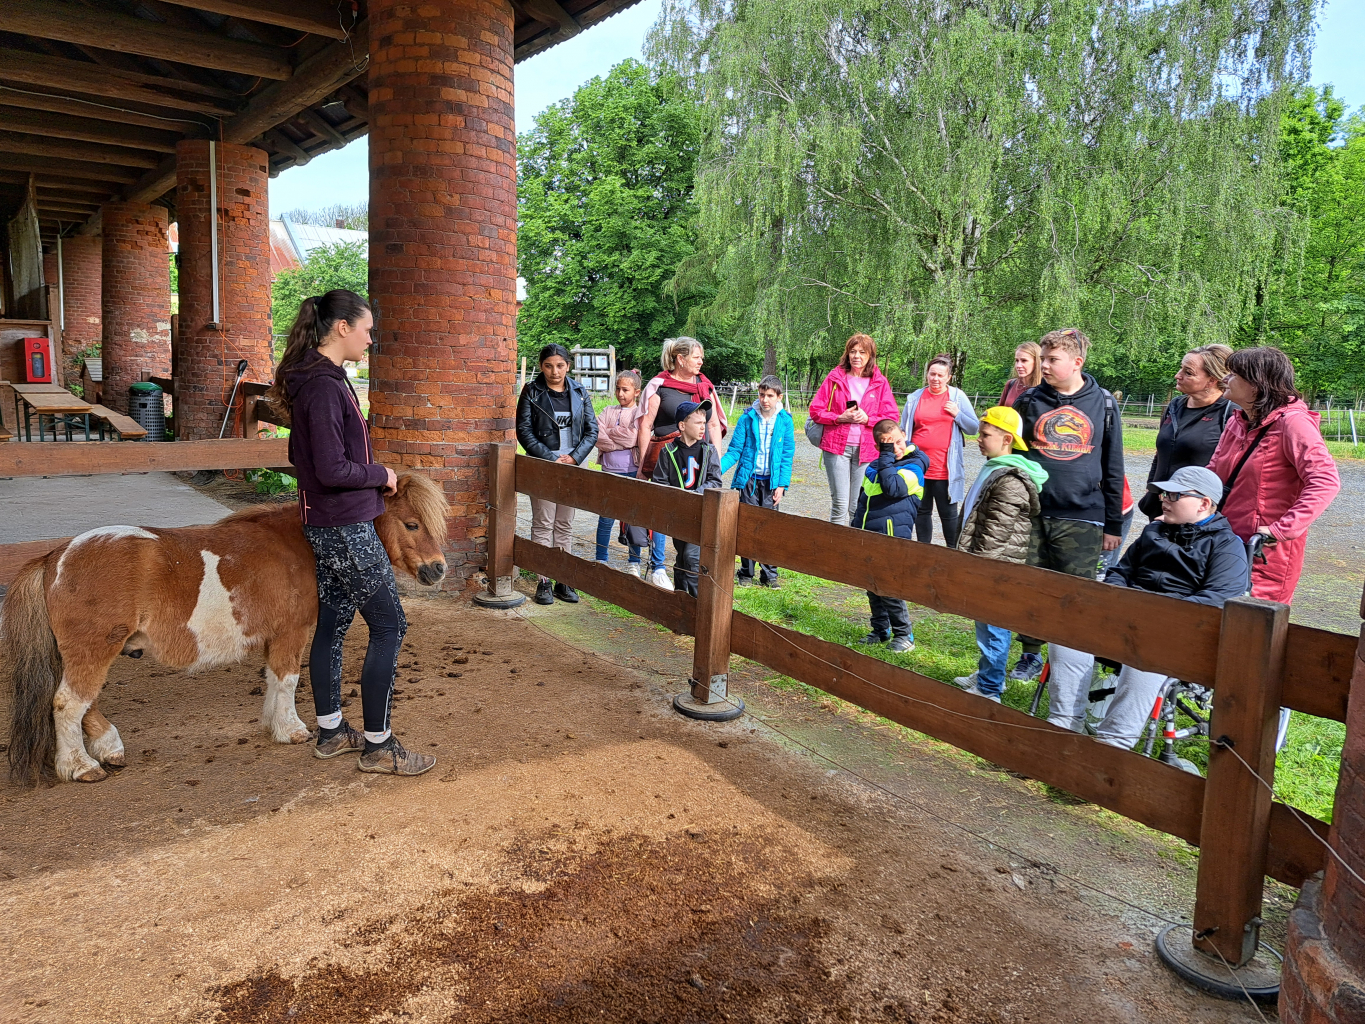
top-left (725, 566), bottom-right (1343, 822)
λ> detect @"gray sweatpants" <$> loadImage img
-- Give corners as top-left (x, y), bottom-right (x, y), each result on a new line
top-left (822, 443), bottom-right (868, 526)
top-left (1093, 665), bottom-right (1169, 749)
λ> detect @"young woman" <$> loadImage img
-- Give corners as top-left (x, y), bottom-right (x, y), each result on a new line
top-left (1138, 344), bottom-right (1234, 520)
top-left (516, 343), bottom-right (599, 606)
top-left (271, 289), bottom-right (435, 776)
top-left (1210, 346), bottom-right (1340, 605)
top-left (633, 337), bottom-right (727, 589)
top-left (998, 342), bottom-right (1042, 408)
top-left (900, 354), bottom-right (980, 547)
top-left (808, 333), bottom-right (901, 526)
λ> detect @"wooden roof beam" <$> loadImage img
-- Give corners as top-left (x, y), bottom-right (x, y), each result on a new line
top-left (0, 85), bottom-right (211, 133)
top-left (0, 107), bottom-right (182, 153)
top-left (0, 154), bottom-right (141, 183)
top-left (123, 19), bottom-right (369, 205)
top-left (154, 0), bottom-right (349, 40)
top-left (0, 49), bottom-right (239, 116)
top-left (297, 107), bottom-right (347, 147)
top-left (0, 0), bottom-right (295, 80)
top-left (266, 127), bottom-right (312, 165)
top-left (0, 131), bottom-right (162, 169)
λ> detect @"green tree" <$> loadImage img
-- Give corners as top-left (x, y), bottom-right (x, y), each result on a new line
top-left (517, 59), bottom-right (757, 380)
top-left (1255, 87), bottom-right (1365, 398)
top-left (270, 239), bottom-right (369, 343)
top-left (650, 0), bottom-right (1316, 392)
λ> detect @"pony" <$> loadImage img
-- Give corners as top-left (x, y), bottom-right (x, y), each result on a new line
top-left (2, 472), bottom-right (449, 785)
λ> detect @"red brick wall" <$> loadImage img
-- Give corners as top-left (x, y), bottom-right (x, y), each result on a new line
top-left (174, 141), bottom-right (273, 441)
top-left (368, 0), bottom-right (518, 590)
top-left (100, 203), bottom-right (170, 414)
top-left (1280, 624), bottom-right (1365, 1024)
top-left (47, 234), bottom-right (102, 369)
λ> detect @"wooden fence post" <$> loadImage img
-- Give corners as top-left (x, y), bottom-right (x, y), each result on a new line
top-left (473, 441), bottom-right (525, 609)
top-left (1192, 596), bottom-right (1290, 967)
top-left (673, 486), bottom-right (742, 721)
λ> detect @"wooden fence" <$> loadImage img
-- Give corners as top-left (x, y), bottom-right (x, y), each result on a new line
top-left (490, 442), bottom-right (1356, 970)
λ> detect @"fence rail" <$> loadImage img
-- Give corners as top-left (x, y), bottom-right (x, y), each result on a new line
top-left (492, 444), bottom-right (1352, 969)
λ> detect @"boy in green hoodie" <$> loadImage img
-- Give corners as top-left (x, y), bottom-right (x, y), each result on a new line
top-left (951, 407), bottom-right (1048, 701)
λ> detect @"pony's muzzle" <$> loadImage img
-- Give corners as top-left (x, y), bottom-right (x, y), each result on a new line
top-left (417, 561), bottom-right (446, 587)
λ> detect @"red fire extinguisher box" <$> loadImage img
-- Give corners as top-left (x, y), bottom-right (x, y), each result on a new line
top-left (23, 337), bottom-right (53, 384)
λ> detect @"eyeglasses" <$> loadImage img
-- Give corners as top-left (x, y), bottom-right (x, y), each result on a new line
top-left (1159, 490), bottom-right (1202, 502)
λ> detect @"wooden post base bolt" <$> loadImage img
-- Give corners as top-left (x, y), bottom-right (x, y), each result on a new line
top-left (473, 574), bottom-right (525, 610)
top-left (673, 488), bottom-right (744, 723)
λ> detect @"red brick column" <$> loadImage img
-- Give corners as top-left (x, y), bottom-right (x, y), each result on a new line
top-left (48, 234), bottom-right (103, 370)
top-left (174, 140), bottom-right (273, 441)
top-left (368, 0), bottom-right (518, 590)
top-left (100, 203), bottom-right (170, 414)
top-left (1281, 594), bottom-right (1365, 1023)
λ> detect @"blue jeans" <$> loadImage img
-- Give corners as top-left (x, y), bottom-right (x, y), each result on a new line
top-left (594, 470), bottom-right (667, 568)
top-left (975, 621), bottom-right (1012, 697)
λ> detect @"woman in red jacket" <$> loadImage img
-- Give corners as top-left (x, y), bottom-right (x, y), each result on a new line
top-left (1209, 346), bottom-right (1340, 605)
top-left (808, 333), bottom-right (901, 525)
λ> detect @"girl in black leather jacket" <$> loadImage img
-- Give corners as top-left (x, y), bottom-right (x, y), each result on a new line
top-left (515, 344), bottom-right (599, 605)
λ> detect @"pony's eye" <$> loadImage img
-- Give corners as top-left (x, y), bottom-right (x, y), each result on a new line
top-left (405, 522), bottom-right (420, 532)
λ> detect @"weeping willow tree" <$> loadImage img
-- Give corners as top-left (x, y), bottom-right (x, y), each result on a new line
top-left (649, 0), bottom-right (1317, 389)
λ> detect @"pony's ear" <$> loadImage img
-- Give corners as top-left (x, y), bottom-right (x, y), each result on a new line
top-left (392, 470), bottom-right (412, 495)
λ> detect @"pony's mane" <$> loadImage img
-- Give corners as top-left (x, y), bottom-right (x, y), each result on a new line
top-left (396, 471), bottom-right (450, 543)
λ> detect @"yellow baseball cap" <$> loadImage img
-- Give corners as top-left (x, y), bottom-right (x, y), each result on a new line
top-left (979, 406), bottom-right (1028, 450)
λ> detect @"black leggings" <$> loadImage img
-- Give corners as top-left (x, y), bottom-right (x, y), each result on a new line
top-left (915, 478), bottom-right (960, 547)
top-left (309, 575), bottom-right (407, 735)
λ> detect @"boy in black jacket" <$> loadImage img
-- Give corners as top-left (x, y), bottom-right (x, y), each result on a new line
top-left (852, 420), bottom-right (929, 653)
top-left (1010, 328), bottom-right (1126, 729)
top-left (651, 399), bottom-right (723, 596)
top-left (1094, 466), bottom-right (1248, 747)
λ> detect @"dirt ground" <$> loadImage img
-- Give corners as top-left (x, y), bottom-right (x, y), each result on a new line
top-left (0, 594), bottom-right (1274, 1023)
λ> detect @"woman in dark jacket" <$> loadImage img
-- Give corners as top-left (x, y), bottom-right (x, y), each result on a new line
top-left (1139, 344), bottom-right (1234, 520)
top-left (271, 289), bottom-right (434, 777)
top-left (516, 343), bottom-right (599, 606)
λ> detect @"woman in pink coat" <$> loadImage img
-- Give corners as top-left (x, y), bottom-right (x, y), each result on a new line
top-left (1209, 346), bottom-right (1340, 605)
top-left (809, 333), bottom-right (901, 525)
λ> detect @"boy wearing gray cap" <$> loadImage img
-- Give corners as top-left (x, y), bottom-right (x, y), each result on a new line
top-left (1088, 465), bottom-right (1249, 748)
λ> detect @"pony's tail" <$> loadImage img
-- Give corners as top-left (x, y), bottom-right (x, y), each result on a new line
top-left (2, 558), bottom-right (61, 786)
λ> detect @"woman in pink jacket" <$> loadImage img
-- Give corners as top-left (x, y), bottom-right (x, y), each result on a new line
top-left (1209, 346), bottom-right (1340, 605)
top-left (809, 333), bottom-right (901, 525)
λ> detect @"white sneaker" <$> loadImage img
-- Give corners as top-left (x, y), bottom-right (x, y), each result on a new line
top-left (951, 672), bottom-right (978, 690)
top-left (622, 563), bottom-right (642, 578)
top-left (964, 683), bottom-right (1002, 703)
top-left (649, 568), bottom-right (674, 591)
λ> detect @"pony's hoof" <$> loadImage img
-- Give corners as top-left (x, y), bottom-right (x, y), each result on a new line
top-left (287, 728), bottom-right (310, 745)
top-left (74, 765), bottom-right (108, 783)
top-left (102, 752), bottom-right (126, 767)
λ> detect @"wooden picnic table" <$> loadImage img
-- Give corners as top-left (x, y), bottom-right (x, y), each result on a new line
top-left (12, 385), bottom-right (93, 442)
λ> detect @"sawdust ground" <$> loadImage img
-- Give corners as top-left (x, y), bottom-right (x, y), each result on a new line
top-left (0, 598), bottom-right (1270, 1023)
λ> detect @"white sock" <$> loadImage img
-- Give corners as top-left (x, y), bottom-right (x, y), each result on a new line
top-left (317, 712), bottom-right (343, 730)
top-left (364, 729), bottom-right (391, 745)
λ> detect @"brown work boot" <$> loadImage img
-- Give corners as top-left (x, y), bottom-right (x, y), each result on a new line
top-left (313, 720), bottom-right (364, 759)
top-left (357, 737), bottom-right (436, 776)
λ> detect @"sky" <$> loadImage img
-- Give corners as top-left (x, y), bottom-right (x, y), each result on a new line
top-left (267, 0), bottom-right (1362, 216)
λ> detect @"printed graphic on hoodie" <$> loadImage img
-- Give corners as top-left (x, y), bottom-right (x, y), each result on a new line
top-left (1032, 406), bottom-right (1094, 461)
top-left (681, 455), bottom-right (700, 489)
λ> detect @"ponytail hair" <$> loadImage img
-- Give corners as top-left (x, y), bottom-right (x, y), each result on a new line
top-left (269, 289), bottom-right (371, 421)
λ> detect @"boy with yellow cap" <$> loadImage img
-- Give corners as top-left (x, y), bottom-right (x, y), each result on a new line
top-left (951, 407), bottom-right (1049, 700)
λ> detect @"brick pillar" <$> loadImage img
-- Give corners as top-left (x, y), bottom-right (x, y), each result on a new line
top-left (1281, 588), bottom-right (1365, 1023)
top-left (368, 0), bottom-right (518, 590)
top-left (175, 140), bottom-right (273, 441)
top-left (100, 203), bottom-right (170, 414)
top-left (56, 234), bottom-right (103, 369)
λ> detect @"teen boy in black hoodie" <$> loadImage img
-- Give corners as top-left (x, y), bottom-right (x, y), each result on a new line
top-left (1010, 328), bottom-right (1126, 730)
top-left (651, 399), bottom-right (723, 596)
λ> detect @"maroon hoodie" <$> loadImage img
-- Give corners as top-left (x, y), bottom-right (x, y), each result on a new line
top-left (285, 348), bottom-right (387, 526)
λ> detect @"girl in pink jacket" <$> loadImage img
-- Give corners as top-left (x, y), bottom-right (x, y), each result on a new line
top-left (809, 333), bottom-right (902, 525)
top-left (1209, 347), bottom-right (1340, 605)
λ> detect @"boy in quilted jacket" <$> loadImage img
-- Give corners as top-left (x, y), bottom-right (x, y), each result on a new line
top-left (951, 407), bottom-right (1048, 701)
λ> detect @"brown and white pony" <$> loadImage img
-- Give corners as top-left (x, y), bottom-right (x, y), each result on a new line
top-left (2, 472), bottom-right (449, 785)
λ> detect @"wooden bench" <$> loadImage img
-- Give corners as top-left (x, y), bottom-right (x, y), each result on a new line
top-left (0, 423), bottom-right (11, 442)
top-left (88, 405), bottom-right (148, 441)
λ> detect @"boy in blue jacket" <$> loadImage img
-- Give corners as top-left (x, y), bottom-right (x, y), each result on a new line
top-left (852, 419), bottom-right (929, 653)
top-left (722, 375), bottom-right (795, 588)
